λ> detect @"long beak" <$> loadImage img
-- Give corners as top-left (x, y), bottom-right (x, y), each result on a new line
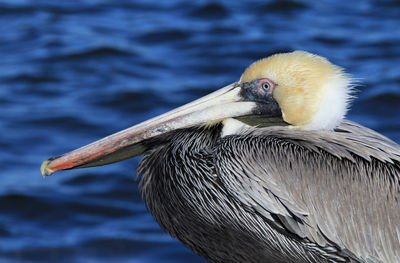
top-left (41, 81), bottom-right (282, 177)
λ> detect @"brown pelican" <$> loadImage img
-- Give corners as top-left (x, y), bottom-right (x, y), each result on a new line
top-left (41, 51), bottom-right (400, 263)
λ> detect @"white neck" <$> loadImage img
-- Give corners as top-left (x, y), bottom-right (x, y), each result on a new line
top-left (303, 73), bottom-right (353, 131)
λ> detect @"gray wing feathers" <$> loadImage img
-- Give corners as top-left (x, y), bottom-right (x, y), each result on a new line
top-left (215, 120), bottom-right (400, 262)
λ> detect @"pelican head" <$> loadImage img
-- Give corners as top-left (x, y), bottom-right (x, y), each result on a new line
top-left (41, 51), bottom-right (353, 176)
top-left (240, 51), bottom-right (353, 130)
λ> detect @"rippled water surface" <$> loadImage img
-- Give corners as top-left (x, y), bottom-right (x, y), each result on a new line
top-left (1, 0), bottom-right (399, 262)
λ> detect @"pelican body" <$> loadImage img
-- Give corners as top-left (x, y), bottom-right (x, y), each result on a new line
top-left (41, 51), bottom-right (400, 263)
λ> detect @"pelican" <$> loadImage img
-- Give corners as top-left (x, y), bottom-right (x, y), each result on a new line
top-left (41, 51), bottom-right (400, 263)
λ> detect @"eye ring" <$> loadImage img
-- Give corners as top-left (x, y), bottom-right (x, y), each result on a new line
top-left (261, 82), bottom-right (271, 90)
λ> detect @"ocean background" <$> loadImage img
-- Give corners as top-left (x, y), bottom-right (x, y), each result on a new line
top-left (1, 0), bottom-right (399, 262)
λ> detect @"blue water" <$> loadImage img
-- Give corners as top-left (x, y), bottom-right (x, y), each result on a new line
top-left (1, 0), bottom-right (399, 262)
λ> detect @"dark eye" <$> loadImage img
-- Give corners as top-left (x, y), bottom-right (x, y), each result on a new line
top-left (262, 82), bottom-right (270, 90)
